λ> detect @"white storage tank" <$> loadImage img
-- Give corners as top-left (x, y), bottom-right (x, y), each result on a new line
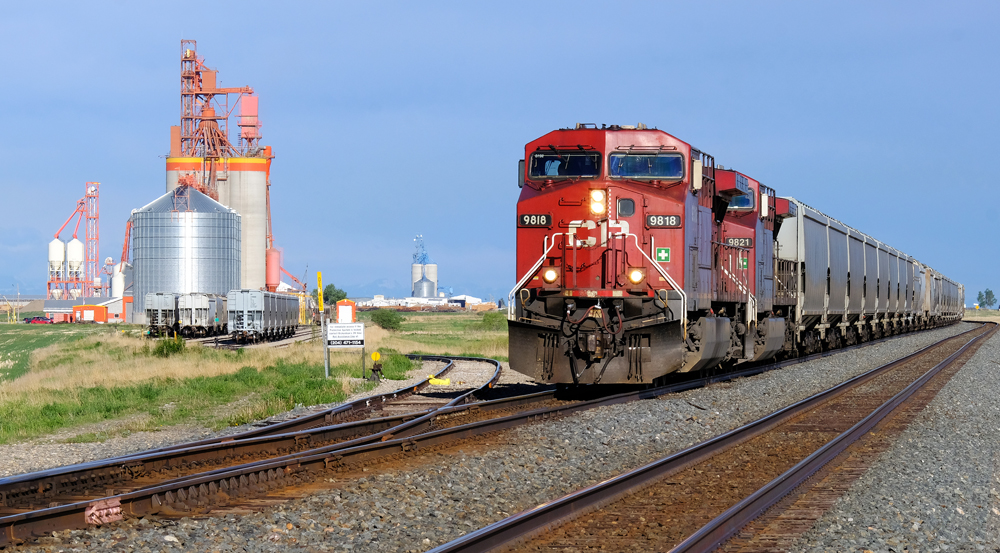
top-left (411, 264), bottom-right (423, 296)
top-left (66, 238), bottom-right (85, 276)
top-left (48, 239), bottom-right (65, 275)
top-left (111, 262), bottom-right (129, 298)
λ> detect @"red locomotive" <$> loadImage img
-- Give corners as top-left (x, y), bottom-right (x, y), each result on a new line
top-left (508, 124), bottom-right (963, 385)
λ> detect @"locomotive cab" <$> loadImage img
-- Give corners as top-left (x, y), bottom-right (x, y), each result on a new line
top-left (509, 125), bottom-right (709, 385)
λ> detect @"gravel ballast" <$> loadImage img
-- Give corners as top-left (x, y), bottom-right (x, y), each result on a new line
top-left (3, 323), bottom-right (979, 551)
top-left (794, 327), bottom-right (1000, 551)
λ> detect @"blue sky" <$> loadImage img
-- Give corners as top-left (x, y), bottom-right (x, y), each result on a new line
top-left (1, 2), bottom-right (996, 303)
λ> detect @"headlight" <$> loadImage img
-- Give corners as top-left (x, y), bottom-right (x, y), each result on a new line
top-left (590, 201), bottom-right (606, 215)
top-left (542, 268), bottom-right (559, 283)
top-left (627, 268), bottom-right (645, 284)
top-left (590, 189), bottom-right (605, 202)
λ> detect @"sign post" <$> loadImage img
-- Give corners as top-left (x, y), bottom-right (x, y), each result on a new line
top-left (334, 299), bottom-right (361, 377)
top-left (327, 322), bottom-right (366, 379)
top-left (318, 272), bottom-right (329, 379)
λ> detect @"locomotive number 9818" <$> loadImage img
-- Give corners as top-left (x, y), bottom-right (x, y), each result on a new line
top-left (646, 214), bottom-right (681, 228)
top-left (519, 214), bottom-right (552, 227)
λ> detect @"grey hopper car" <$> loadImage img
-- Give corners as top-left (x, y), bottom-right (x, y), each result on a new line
top-left (227, 289), bottom-right (299, 343)
top-left (144, 292), bottom-right (179, 337)
top-left (177, 293), bottom-right (228, 337)
top-left (774, 198), bottom-right (963, 353)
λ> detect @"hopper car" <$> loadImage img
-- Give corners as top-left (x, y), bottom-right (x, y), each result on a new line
top-left (177, 293), bottom-right (228, 337)
top-left (508, 124), bottom-right (963, 385)
top-left (144, 292), bottom-right (179, 337)
top-left (227, 289), bottom-right (299, 343)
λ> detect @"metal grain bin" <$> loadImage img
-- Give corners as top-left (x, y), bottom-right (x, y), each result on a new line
top-left (412, 276), bottom-right (435, 298)
top-left (131, 187), bottom-right (241, 324)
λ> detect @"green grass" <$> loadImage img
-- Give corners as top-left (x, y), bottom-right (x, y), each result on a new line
top-left (0, 324), bottom-right (421, 443)
top-left (0, 353), bottom-right (412, 443)
top-left (0, 311), bottom-right (510, 443)
top-left (392, 311), bottom-right (509, 361)
top-left (0, 325), bottom-right (108, 381)
top-left (9, 311), bottom-right (46, 322)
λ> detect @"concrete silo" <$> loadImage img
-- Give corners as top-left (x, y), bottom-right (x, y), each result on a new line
top-left (167, 157), bottom-right (267, 291)
top-left (162, 40), bottom-right (278, 294)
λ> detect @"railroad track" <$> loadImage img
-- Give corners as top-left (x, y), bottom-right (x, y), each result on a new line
top-left (0, 355), bottom-right (548, 544)
top-left (184, 324), bottom-right (320, 350)
top-left (426, 322), bottom-right (995, 553)
top-left (0, 325), bottom-right (970, 545)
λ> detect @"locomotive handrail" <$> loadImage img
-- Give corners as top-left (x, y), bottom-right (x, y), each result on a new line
top-left (507, 233), bottom-right (564, 319)
top-left (719, 248), bottom-right (757, 328)
top-left (637, 233), bottom-right (687, 330)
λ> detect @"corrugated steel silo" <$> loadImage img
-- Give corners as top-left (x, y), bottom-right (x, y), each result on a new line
top-left (424, 264), bottom-right (438, 296)
top-left (131, 186), bottom-right (241, 323)
top-left (413, 276), bottom-right (435, 298)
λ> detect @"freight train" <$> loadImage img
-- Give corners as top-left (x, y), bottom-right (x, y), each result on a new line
top-left (227, 289), bottom-right (299, 343)
top-left (508, 124), bottom-right (963, 385)
top-left (144, 292), bottom-right (228, 337)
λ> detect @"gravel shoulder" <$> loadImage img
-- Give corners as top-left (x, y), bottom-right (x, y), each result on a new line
top-left (3, 323), bottom-right (977, 552)
top-left (794, 326), bottom-right (1000, 551)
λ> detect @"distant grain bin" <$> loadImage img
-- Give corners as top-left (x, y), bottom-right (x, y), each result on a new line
top-left (412, 274), bottom-right (435, 298)
top-left (130, 186), bottom-right (241, 324)
top-left (410, 235), bottom-right (438, 298)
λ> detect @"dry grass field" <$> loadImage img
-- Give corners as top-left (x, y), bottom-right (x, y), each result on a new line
top-left (0, 310), bottom-right (508, 443)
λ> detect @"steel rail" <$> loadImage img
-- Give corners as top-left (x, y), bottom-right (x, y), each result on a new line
top-left (127, 321), bottom-right (954, 457)
top-left (672, 321), bottom-right (998, 552)
top-left (0, 357), bottom-right (503, 505)
top-left (423, 322), bottom-right (990, 553)
top-left (0, 324), bottom-right (957, 520)
top-left (104, 354), bottom-right (482, 462)
top-left (0, 350), bottom-right (831, 544)
top-left (0, 324), bottom-right (969, 544)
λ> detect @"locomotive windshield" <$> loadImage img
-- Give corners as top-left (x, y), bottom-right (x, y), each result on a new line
top-left (728, 193), bottom-right (755, 211)
top-left (609, 153), bottom-right (684, 179)
top-left (529, 151), bottom-right (601, 178)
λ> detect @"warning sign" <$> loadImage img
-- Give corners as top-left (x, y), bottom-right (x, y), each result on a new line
top-left (327, 323), bottom-right (365, 348)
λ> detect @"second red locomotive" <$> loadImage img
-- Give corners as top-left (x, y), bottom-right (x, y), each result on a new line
top-left (508, 124), bottom-right (963, 385)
